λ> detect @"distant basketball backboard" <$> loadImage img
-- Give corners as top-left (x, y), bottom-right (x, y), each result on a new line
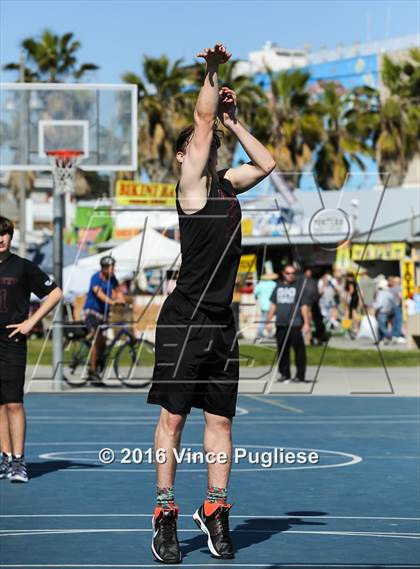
top-left (0, 83), bottom-right (138, 171)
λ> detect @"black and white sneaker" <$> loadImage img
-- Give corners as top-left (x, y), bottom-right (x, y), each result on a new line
top-left (277, 375), bottom-right (291, 384)
top-left (9, 456), bottom-right (28, 483)
top-left (151, 506), bottom-right (182, 564)
top-left (0, 454), bottom-right (12, 479)
top-left (193, 501), bottom-right (234, 559)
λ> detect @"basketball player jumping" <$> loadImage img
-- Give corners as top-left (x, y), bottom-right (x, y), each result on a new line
top-left (147, 43), bottom-right (276, 564)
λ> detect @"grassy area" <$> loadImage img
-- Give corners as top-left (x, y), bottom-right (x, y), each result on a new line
top-left (27, 339), bottom-right (419, 367)
top-left (239, 344), bottom-right (420, 368)
top-left (26, 339), bottom-right (155, 366)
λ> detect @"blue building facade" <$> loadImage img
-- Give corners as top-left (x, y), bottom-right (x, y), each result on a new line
top-left (240, 52), bottom-right (381, 196)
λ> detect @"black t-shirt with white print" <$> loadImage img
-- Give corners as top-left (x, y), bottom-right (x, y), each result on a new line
top-left (269, 279), bottom-right (311, 327)
top-left (0, 253), bottom-right (58, 329)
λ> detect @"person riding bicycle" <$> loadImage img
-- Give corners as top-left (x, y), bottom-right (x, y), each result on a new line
top-left (81, 255), bottom-right (125, 383)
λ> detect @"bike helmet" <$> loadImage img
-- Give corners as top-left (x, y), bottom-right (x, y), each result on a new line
top-left (100, 255), bottom-right (116, 268)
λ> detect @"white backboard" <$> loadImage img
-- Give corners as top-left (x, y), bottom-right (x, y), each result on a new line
top-left (0, 83), bottom-right (138, 171)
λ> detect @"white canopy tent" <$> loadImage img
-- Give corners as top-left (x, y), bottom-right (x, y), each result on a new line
top-left (63, 227), bottom-right (181, 298)
top-left (115, 210), bottom-right (178, 231)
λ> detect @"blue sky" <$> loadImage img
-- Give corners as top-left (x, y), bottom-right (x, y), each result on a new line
top-left (1, 0), bottom-right (419, 83)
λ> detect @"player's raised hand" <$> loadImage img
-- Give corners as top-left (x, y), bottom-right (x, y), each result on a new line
top-left (196, 43), bottom-right (232, 66)
top-left (218, 86), bottom-right (237, 126)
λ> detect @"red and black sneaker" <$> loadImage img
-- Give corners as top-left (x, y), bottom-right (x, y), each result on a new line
top-left (151, 506), bottom-right (182, 564)
top-left (193, 501), bottom-right (235, 559)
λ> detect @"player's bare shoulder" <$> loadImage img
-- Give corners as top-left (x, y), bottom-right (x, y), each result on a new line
top-left (178, 174), bottom-right (209, 215)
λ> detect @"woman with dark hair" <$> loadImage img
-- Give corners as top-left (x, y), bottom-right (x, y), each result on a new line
top-left (344, 272), bottom-right (359, 338)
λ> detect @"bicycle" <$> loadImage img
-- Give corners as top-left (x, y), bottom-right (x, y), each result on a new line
top-left (62, 316), bottom-right (155, 388)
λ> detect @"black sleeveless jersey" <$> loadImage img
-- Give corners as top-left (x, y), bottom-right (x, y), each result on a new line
top-left (173, 173), bottom-right (242, 316)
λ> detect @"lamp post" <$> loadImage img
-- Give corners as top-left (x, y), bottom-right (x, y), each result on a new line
top-left (18, 52), bottom-right (28, 259)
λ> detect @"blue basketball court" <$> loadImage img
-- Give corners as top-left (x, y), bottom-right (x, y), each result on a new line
top-left (1, 393), bottom-right (419, 567)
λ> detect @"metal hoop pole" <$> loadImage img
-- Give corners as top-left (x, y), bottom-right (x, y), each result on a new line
top-left (48, 152), bottom-right (82, 391)
top-left (52, 189), bottom-right (64, 391)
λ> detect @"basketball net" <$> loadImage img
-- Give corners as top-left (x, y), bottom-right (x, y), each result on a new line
top-left (47, 150), bottom-right (83, 195)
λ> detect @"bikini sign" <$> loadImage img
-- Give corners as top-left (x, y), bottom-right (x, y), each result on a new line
top-left (116, 180), bottom-right (176, 206)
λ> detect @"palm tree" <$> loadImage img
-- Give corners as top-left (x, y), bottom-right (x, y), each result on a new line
top-left (6, 171), bottom-right (36, 200)
top-left (123, 57), bottom-right (265, 182)
top-left (3, 29), bottom-right (98, 82)
top-left (122, 55), bottom-right (194, 183)
top-left (339, 48), bottom-right (420, 188)
top-left (257, 68), bottom-right (324, 190)
top-left (375, 48), bottom-right (420, 187)
top-left (313, 82), bottom-right (371, 191)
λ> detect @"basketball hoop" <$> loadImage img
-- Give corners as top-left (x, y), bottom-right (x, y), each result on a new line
top-left (47, 149), bottom-right (83, 194)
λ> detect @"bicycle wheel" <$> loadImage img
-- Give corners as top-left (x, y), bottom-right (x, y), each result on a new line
top-left (114, 339), bottom-right (155, 388)
top-left (62, 337), bottom-right (91, 386)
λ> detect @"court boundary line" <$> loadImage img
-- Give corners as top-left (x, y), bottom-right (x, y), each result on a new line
top-left (24, 419), bottom-right (420, 425)
top-left (1, 528), bottom-right (419, 540)
top-left (1, 514), bottom-right (419, 520)
top-left (2, 564), bottom-right (420, 568)
top-left (24, 414), bottom-right (420, 420)
top-left (245, 394), bottom-right (304, 413)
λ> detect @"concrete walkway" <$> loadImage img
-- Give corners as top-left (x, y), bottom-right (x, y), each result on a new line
top-left (25, 364), bottom-right (419, 397)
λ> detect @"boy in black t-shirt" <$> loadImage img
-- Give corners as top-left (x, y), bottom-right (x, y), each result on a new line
top-left (0, 216), bottom-right (63, 482)
top-left (266, 265), bottom-right (311, 383)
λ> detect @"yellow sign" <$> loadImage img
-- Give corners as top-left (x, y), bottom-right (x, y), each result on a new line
top-left (351, 242), bottom-right (406, 261)
top-left (238, 254), bottom-right (257, 274)
top-left (116, 180), bottom-right (176, 206)
top-left (401, 259), bottom-right (415, 320)
top-left (335, 241), bottom-right (356, 271)
top-left (241, 218), bottom-right (253, 236)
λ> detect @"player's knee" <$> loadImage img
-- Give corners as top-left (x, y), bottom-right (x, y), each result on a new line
top-left (4, 402), bottom-right (24, 414)
top-left (160, 410), bottom-right (185, 437)
top-left (205, 413), bottom-right (232, 435)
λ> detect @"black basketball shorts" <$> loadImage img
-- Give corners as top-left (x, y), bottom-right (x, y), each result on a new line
top-left (0, 330), bottom-right (27, 404)
top-left (147, 290), bottom-right (240, 418)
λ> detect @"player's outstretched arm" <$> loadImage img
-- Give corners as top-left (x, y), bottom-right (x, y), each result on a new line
top-left (218, 87), bottom-right (276, 193)
top-left (180, 43), bottom-right (231, 194)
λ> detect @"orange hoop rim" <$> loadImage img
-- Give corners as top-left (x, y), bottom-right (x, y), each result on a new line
top-left (46, 149), bottom-right (83, 159)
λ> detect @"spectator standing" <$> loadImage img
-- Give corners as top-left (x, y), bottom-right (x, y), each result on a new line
top-left (254, 272), bottom-right (278, 338)
top-left (266, 265), bottom-right (311, 383)
top-left (373, 279), bottom-right (395, 344)
top-left (358, 268), bottom-right (376, 309)
top-left (344, 272), bottom-right (359, 339)
top-left (303, 268), bottom-right (327, 345)
top-left (318, 273), bottom-right (340, 329)
top-left (388, 276), bottom-right (406, 343)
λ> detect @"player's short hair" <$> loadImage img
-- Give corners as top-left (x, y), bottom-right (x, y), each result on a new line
top-left (0, 216), bottom-right (14, 238)
top-left (175, 123), bottom-right (223, 154)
